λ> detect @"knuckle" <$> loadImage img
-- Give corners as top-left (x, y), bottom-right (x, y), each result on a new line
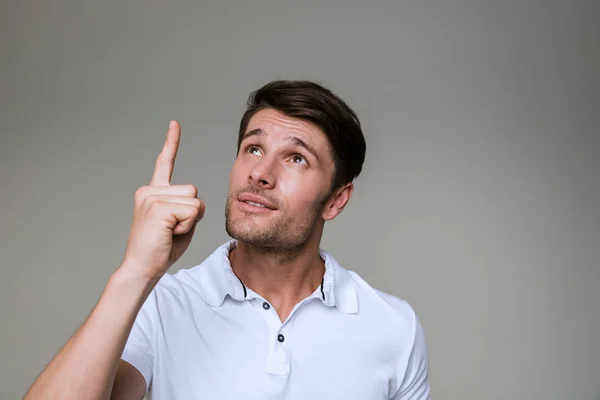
top-left (148, 198), bottom-right (164, 213)
top-left (184, 184), bottom-right (198, 197)
top-left (134, 186), bottom-right (148, 202)
top-left (195, 200), bottom-right (205, 218)
top-left (192, 198), bottom-right (203, 208)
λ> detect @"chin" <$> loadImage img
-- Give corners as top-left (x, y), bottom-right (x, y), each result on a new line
top-left (226, 216), bottom-right (260, 240)
top-left (225, 218), bottom-right (278, 247)
top-left (226, 228), bottom-right (273, 248)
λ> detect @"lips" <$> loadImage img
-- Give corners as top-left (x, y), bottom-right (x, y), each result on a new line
top-left (238, 193), bottom-right (277, 210)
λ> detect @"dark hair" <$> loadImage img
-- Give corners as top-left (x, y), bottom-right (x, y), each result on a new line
top-left (237, 80), bottom-right (366, 192)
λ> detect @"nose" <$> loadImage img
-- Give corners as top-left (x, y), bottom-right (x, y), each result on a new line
top-left (248, 156), bottom-right (277, 189)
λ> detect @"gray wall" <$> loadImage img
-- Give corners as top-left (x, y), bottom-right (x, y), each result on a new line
top-left (1, 1), bottom-right (599, 399)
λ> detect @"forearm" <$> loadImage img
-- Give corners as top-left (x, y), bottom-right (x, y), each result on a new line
top-left (24, 267), bottom-right (156, 400)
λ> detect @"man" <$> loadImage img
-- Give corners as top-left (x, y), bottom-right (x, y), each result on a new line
top-left (25, 80), bottom-right (431, 399)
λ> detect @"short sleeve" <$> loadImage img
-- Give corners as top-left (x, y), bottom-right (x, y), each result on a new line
top-left (121, 288), bottom-right (157, 392)
top-left (393, 314), bottom-right (432, 399)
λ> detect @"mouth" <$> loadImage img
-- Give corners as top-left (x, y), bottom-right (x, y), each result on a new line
top-left (237, 193), bottom-right (277, 210)
top-left (238, 199), bottom-right (276, 213)
top-left (244, 200), bottom-right (267, 208)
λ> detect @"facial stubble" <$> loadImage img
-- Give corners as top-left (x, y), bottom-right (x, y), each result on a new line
top-left (224, 189), bottom-right (329, 254)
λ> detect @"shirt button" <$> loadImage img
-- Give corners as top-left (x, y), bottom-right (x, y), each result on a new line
top-left (262, 302), bottom-right (270, 310)
top-left (278, 334), bottom-right (285, 343)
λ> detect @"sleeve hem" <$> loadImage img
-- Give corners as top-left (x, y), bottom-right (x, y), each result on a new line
top-left (121, 339), bottom-right (153, 392)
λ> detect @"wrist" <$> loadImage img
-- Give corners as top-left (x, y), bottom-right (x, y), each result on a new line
top-left (111, 264), bottom-right (159, 295)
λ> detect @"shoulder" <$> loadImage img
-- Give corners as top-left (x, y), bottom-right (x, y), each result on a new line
top-left (347, 270), bottom-right (431, 397)
top-left (322, 248), bottom-right (420, 335)
top-left (143, 270), bottom-right (192, 301)
top-left (348, 270), bottom-right (418, 329)
top-left (136, 267), bottom-right (207, 320)
top-left (344, 269), bottom-right (426, 357)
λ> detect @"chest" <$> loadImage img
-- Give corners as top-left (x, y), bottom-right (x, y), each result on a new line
top-left (149, 301), bottom-right (399, 400)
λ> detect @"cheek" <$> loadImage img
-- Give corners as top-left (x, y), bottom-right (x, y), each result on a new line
top-left (229, 159), bottom-right (246, 184)
top-left (279, 174), bottom-right (319, 209)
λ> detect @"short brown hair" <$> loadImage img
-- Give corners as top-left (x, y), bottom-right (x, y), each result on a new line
top-left (237, 80), bottom-right (366, 192)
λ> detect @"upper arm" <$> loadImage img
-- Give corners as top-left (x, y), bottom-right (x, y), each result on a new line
top-left (110, 360), bottom-right (147, 400)
top-left (393, 314), bottom-right (431, 399)
top-left (115, 287), bottom-right (158, 399)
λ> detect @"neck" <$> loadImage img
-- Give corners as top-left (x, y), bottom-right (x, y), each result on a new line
top-left (229, 234), bottom-right (325, 322)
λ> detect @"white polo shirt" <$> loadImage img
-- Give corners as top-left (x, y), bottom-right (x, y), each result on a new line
top-left (121, 240), bottom-right (431, 399)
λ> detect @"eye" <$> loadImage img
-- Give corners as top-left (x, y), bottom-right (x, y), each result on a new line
top-left (246, 145), bottom-right (262, 156)
top-left (291, 154), bottom-right (307, 165)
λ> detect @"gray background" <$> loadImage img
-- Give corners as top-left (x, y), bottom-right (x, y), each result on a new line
top-left (1, 1), bottom-right (599, 399)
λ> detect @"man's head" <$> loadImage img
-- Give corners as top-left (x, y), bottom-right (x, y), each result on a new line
top-left (225, 80), bottom-right (366, 251)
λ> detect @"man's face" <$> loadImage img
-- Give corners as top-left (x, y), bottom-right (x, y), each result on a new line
top-left (225, 108), bottom-right (336, 250)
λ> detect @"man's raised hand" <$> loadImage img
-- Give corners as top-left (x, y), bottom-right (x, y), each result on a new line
top-left (121, 121), bottom-right (205, 282)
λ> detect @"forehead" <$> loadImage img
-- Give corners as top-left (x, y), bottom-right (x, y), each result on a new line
top-left (245, 108), bottom-right (329, 147)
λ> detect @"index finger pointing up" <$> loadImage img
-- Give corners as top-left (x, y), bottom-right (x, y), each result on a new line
top-left (151, 120), bottom-right (181, 186)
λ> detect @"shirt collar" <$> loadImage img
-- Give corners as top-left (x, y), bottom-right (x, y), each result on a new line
top-left (185, 239), bottom-right (358, 314)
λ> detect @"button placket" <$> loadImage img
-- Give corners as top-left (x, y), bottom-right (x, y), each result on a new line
top-left (254, 291), bottom-right (324, 375)
top-left (267, 325), bottom-right (289, 375)
top-left (250, 298), bottom-right (289, 375)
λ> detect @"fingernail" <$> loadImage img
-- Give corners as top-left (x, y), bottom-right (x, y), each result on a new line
top-left (169, 120), bottom-right (174, 129)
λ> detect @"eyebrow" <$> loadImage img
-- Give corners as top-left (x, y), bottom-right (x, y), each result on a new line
top-left (242, 128), bottom-right (321, 163)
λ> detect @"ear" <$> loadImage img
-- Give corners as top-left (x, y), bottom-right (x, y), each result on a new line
top-left (321, 182), bottom-right (354, 221)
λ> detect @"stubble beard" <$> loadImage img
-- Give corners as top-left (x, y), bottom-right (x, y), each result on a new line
top-left (224, 190), bottom-right (328, 257)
